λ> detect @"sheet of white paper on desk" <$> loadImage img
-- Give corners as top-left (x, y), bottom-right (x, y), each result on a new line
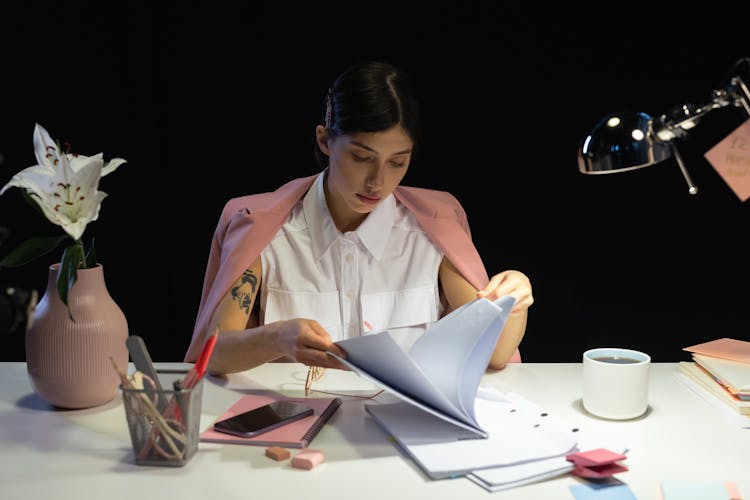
top-left (466, 459), bottom-right (574, 492)
top-left (332, 295), bottom-right (515, 438)
top-left (365, 389), bottom-right (577, 479)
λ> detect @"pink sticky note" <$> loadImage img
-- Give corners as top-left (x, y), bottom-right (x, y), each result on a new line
top-left (704, 118), bottom-right (750, 202)
top-left (725, 481), bottom-right (742, 500)
top-left (567, 448), bottom-right (627, 467)
top-left (573, 462), bottom-right (629, 479)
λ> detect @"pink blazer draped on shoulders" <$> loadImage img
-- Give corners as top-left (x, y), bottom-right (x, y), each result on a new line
top-left (184, 174), bottom-right (521, 364)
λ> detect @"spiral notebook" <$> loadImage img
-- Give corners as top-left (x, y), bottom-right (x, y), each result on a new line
top-left (200, 394), bottom-right (342, 448)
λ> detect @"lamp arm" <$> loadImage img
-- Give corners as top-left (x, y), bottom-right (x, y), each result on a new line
top-left (670, 143), bottom-right (699, 195)
top-left (733, 76), bottom-right (750, 115)
top-left (654, 76), bottom-right (750, 142)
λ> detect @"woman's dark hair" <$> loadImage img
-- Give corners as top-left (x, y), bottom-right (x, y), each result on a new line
top-left (315, 61), bottom-right (422, 169)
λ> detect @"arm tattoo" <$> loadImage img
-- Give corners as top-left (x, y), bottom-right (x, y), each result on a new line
top-left (230, 270), bottom-right (258, 314)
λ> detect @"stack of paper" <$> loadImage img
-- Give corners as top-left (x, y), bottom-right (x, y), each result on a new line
top-left (367, 387), bottom-right (628, 491)
top-left (332, 297), bottom-right (630, 491)
top-left (680, 338), bottom-right (750, 417)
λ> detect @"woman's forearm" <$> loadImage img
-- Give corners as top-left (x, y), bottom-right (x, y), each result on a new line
top-left (206, 324), bottom-right (283, 376)
top-left (488, 310), bottom-right (527, 370)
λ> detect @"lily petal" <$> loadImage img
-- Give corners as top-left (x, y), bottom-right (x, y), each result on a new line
top-left (101, 158), bottom-right (127, 176)
top-left (0, 164), bottom-right (56, 196)
top-left (67, 153), bottom-right (104, 175)
top-left (32, 123), bottom-right (60, 170)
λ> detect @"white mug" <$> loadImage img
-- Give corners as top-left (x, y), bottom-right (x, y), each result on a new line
top-left (582, 347), bottom-right (651, 420)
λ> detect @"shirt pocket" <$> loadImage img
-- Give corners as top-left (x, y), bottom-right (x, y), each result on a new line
top-left (361, 285), bottom-right (439, 332)
top-left (263, 287), bottom-right (343, 340)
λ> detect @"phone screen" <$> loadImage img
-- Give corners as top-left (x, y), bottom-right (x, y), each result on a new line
top-left (213, 401), bottom-right (314, 437)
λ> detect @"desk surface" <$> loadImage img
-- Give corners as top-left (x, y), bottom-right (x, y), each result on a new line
top-left (1, 362), bottom-right (748, 500)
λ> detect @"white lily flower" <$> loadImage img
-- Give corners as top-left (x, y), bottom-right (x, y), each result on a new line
top-left (0, 122), bottom-right (125, 317)
top-left (32, 123), bottom-right (126, 177)
top-left (1, 147), bottom-right (107, 241)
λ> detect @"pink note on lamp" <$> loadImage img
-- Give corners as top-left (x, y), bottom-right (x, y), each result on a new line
top-left (704, 118), bottom-right (750, 202)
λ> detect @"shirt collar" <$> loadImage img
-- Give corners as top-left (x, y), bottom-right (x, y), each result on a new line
top-left (303, 171), bottom-right (394, 261)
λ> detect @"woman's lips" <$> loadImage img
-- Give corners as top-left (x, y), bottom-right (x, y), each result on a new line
top-left (356, 193), bottom-right (381, 205)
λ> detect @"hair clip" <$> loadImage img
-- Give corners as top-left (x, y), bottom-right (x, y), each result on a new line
top-left (325, 89), bottom-right (333, 129)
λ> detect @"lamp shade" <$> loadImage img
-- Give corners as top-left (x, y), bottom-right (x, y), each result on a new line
top-left (578, 111), bottom-right (672, 174)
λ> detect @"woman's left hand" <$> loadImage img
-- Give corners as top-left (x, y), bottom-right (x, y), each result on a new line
top-left (476, 270), bottom-right (534, 314)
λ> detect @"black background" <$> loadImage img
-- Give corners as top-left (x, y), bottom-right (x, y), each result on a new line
top-left (2, 3), bottom-right (749, 362)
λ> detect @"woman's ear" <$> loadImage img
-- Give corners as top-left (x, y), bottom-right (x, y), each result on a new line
top-left (315, 125), bottom-right (330, 156)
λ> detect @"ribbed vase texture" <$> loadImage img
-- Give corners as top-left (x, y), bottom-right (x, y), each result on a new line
top-left (26, 264), bottom-right (129, 409)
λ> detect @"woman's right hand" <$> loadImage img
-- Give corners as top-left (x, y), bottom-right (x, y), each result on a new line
top-left (273, 318), bottom-right (348, 369)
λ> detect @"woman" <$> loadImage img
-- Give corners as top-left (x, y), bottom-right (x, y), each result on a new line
top-left (184, 61), bottom-right (533, 375)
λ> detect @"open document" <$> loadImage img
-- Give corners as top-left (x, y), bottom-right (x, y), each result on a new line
top-left (327, 295), bottom-right (516, 438)
top-left (366, 390), bottom-right (580, 480)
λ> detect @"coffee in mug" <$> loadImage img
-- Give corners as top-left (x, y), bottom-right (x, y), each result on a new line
top-left (582, 347), bottom-right (651, 420)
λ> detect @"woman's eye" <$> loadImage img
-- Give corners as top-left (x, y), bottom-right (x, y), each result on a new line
top-left (352, 154), bottom-right (373, 163)
top-left (390, 161), bottom-right (407, 168)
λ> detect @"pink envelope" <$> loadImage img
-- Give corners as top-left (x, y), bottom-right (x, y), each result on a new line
top-left (683, 338), bottom-right (750, 364)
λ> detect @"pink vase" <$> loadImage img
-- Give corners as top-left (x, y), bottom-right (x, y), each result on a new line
top-left (25, 263), bottom-right (129, 409)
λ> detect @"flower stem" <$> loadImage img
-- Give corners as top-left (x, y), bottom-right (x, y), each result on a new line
top-left (75, 239), bottom-right (86, 268)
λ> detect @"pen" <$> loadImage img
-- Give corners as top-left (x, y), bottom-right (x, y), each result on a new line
top-left (194, 332), bottom-right (217, 380)
top-left (183, 331), bottom-right (218, 389)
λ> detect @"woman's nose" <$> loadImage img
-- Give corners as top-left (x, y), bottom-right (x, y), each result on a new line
top-left (365, 163), bottom-right (385, 189)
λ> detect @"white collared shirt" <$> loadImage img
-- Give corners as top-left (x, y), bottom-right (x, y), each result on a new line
top-left (259, 172), bottom-right (444, 352)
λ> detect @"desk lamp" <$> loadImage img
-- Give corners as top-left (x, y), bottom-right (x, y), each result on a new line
top-left (577, 57), bottom-right (750, 195)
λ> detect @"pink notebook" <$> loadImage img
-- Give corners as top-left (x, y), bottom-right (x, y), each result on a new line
top-left (683, 338), bottom-right (750, 364)
top-left (200, 394), bottom-right (342, 448)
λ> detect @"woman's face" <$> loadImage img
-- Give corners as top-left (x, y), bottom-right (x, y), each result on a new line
top-left (317, 124), bottom-right (413, 229)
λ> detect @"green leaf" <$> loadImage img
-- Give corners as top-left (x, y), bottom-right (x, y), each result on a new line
top-left (85, 236), bottom-right (97, 268)
top-left (0, 235), bottom-right (69, 268)
top-left (20, 189), bottom-right (46, 218)
top-left (57, 243), bottom-right (85, 322)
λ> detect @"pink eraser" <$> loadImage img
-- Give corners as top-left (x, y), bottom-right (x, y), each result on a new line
top-left (291, 449), bottom-right (325, 470)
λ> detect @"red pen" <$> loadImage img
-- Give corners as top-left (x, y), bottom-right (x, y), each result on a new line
top-left (180, 330), bottom-right (218, 389)
top-left (193, 332), bottom-right (217, 383)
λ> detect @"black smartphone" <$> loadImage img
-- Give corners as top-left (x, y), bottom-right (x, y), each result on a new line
top-left (212, 401), bottom-right (314, 437)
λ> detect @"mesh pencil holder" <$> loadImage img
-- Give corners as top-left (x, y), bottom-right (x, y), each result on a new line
top-left (120, 370), bottom-right (204, 466)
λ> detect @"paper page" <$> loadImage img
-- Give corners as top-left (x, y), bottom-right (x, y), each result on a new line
top-left (683, 338), bottom-right (750, 364)
top-left (693, 353), bottom-right (750, 392)
top-left (467, 461), bottom-right (574, 492)
top-left (468, 389), bottom-right (628, 490)
top-left (409, 296), bottom-right (514, 423)
top-left (365, 390), bottom-right (577, 478)
top-left (330, 334), bottom-right (478, 434)
top-left (678, 362), bottom-right (750, 411)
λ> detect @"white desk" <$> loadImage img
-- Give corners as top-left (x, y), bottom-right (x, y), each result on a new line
top-left (1, 362), bottom-right (748, 499)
